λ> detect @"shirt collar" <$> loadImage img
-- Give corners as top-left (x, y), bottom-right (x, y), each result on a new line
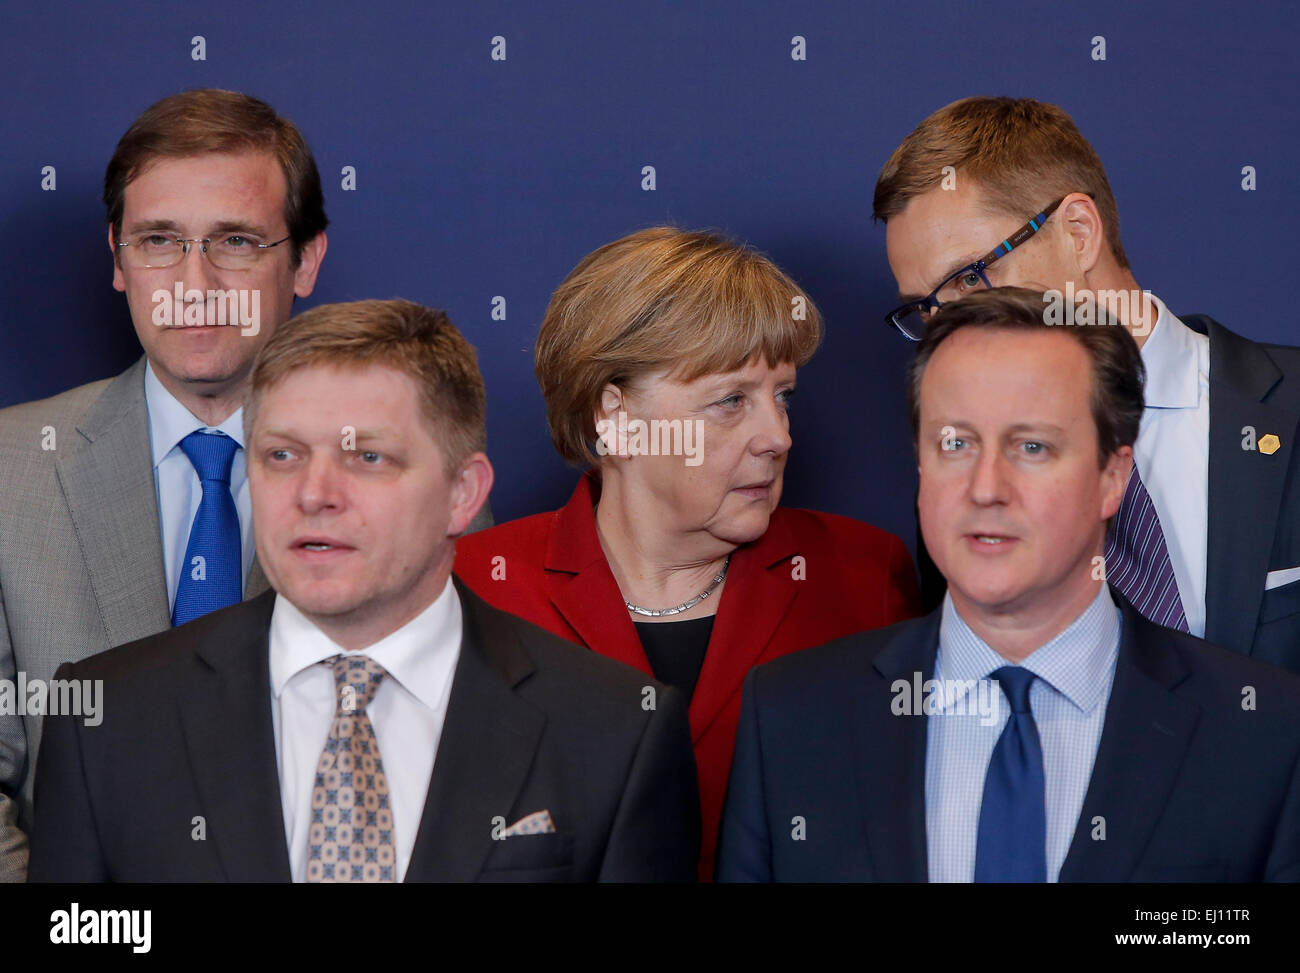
top-left (1138, 293), bottom-right (1203, 410)
top-left (269, 575), bottom-right (463, 709)
top-left (937, 584), bottom-right (1120, 715)
top-left (143, 360), bottom-right (246, 468)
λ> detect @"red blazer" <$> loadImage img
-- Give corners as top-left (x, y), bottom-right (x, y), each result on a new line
top-left (454, 472), bottom-right (922, 879)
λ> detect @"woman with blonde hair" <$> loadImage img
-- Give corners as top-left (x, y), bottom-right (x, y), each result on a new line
top-left (455, 226), bottom-right (921, 878)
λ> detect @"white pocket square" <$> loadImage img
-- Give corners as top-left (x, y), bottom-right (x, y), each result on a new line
top-left (502, 809), bottom-right (556, 836)
top-left (1265, 566), bottom-right (1300, 591)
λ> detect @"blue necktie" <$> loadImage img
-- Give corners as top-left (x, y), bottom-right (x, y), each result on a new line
top-left (974, 666), bottom-right (1046, 882)
top-left (172, 431), bottom-right (243, 626)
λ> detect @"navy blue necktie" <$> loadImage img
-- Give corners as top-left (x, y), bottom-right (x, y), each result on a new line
top-left (172, 431), bottom-right (242, 626)
top-left (974, 666), bottom-right (1046, 882)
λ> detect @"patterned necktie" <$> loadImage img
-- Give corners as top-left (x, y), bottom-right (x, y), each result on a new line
top-left (306, 655), bottom-right (396, 883)
top-left (172, 431), bottom-right (243, 626)
top-left (1102, 464), bottom-right (1189, 632)
top-left (974, 666), bottom-right (1046, 882)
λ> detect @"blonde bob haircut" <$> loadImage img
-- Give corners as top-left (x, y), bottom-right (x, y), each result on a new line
top-left (535, 226), bottom-right (823, 466)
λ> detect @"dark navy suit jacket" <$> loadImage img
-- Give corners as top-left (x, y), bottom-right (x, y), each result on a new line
top-left (716, 588), bottom-right (1300, 882)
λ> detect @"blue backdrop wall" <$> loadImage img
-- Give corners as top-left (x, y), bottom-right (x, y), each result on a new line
top-left (2, 0), bottom-right (1296, 556)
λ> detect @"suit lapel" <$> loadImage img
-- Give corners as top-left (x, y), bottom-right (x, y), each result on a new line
top-left (546, 567), bottom-right (648, 673)
top-left (1195, 315), bottom-right (1296, 654)
top-left (176, 592), bottom-right (292, 882)
top-left (57, 355), bottom-right (274, 641)
top-left (854, 615), bottom-right (936, 882)
top-left (544, 473), bottom-right (652, 674)
top-left (543, 473), bottom-right (802, 743)
top-left (690, 516), bottom-right (797, 743)
top-left (56, 358), bottom-right (170, 646)
top-left (405, 580), bottom-right (546, 882)
top-left (1059, 594), bottom-right (1198, 881)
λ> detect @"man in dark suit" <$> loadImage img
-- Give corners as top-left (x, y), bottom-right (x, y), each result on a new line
top-left (717, 288), bottom-right (1300, 882)
top-left (30, 299), bottom-right (698, 882)
top-left (0, 89), bottom-right (492, 881)
top-left (874, 96), bottom-right (1300, 673)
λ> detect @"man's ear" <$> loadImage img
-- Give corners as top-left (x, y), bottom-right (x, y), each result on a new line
top-left (109, 226), bottom-right (126, 293)
top-left (447, 452), bottom-right (494, 537)
top-left (1100, 444), bottom-right (1133, 521)
top-left (1060, 192), bottom-right (1106, 277)
top-left (293, 231), bottom-right (328, 298)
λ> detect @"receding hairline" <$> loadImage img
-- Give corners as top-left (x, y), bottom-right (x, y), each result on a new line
top-left (245, 356), bottom-right (462, 453)
top-left (122, 145), bottom-right (283, 186)
top-left (913, 318), bottom-right (1116, 463)
top-left (248, 356), bottom-right (433, 415)
top-left (919, 319), bottom-right (1098, 380)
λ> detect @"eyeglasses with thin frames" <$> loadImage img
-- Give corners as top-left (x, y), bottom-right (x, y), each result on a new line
top-left (884, 196), bottom-right (1067, 340)
top-left (115, 231), bottom-right (292, 271)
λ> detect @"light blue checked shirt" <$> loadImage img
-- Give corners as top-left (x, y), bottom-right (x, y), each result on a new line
top-left (925, 584), bottom-right (1121, 882)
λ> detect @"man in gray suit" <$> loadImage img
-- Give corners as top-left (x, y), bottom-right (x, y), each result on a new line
top-left (0, 89), bottom-right (334, 880)
top-left (7, 87), bottom-right (503, 883)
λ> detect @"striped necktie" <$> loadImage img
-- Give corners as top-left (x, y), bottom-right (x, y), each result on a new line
top-left (1102, 464), bottom-right (1189, 632)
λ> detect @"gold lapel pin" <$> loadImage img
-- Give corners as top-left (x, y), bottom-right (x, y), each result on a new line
top-left (1260, 433), bottom-right (1281, 455)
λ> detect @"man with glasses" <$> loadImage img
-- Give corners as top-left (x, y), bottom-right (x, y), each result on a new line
top-left (29, 298), bottom-right (700, 884)
top-left (874, 96), bottom-right (1300, 675)
top-left (0, 90), bottom-right (330, 881)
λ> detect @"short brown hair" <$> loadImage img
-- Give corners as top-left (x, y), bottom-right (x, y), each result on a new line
top-left (536, 226), bottom-right (824, 465)
top-left (246, 299), bottom-right (486, 474)
top-left (907, 287), bottom-right (1145, 466)
top-left (105, 89), bottom-right (328, 265)
top-left (874, 97), bottom-right (1129, 269)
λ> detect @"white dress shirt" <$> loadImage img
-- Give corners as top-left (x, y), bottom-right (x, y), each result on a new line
top-left (1134, 294), bottom-right (1210, 637)
top-left (926, 584), bottom-right (1121, 882)
top-left (143, 361), bottom-right (255, 611)
top-left (269, 577), bottom-right (463, 882)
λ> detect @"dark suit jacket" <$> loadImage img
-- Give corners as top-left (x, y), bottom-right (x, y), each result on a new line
top-left (716, 588), bottom-right (1300, 882)
top-left (917, 316), bottom-right (1300, 675)
top-left (0, 357), bottom-right (494, 882)
top-left (29, 578), bottom-right (698, 882)
top-left (1186, 315), bottom-right (1300, 671)
top-left (453, 470), bottom-right (922, 878)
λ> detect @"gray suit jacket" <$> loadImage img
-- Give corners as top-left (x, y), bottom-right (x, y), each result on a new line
top-left (0, 356), bottom-right (493, 881)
